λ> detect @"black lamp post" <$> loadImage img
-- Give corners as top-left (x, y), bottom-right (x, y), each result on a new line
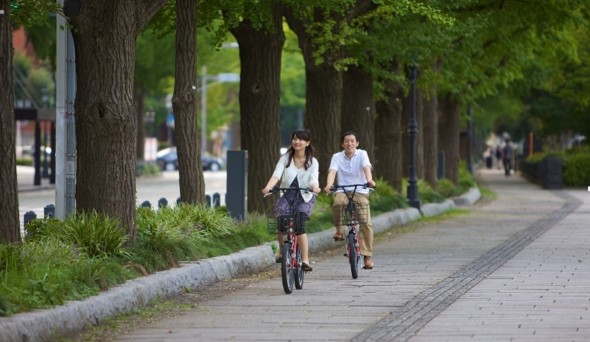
top-left (407, 64), bottom-right (421, 210)
top-left (467, 105), bottom-right (473, 174)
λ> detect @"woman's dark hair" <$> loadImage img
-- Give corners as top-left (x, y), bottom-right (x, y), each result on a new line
top-left (340, 130), bottom-right (359, 144)
top-left (285, 129), bottom-right (315, 170)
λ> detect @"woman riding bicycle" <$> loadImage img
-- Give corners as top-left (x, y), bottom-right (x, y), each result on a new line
top-left (262, 129), bottom-right (321, 272)
top-left (324, 130), bottom-right (376, 270)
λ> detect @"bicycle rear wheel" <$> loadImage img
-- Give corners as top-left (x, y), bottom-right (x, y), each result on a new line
top-left (348, 231), bottom-right (359, 279)
top-left (295, 244), bottom-right (304, 290)
top-left (281, 242), bottom-right (295, 294)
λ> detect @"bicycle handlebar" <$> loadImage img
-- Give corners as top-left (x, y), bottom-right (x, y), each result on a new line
top-left (329, 183), bottom-right (376, 192)
top-left (264, 186), bottom-right (314, 197)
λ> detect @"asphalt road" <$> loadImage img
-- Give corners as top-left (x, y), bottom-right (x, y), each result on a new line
top-left (17, 167), bottom-right (227, 230)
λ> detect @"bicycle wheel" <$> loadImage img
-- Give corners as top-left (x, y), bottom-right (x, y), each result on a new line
top-left (348, 231), bottom-right (359, 279)
top-left (281, 242), bottom-right (295, 294)
top-left (294, 244), bottom-right (304, 290)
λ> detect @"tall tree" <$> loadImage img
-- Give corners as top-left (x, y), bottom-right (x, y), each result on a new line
top-left (0, 0), bottom-right (20, 243)
top-left (173, 0), bottom-right (204, 204)
top-left (228, 2), bottom-right (285, 212)
top-left (66, 0), bottom-right (167, 242)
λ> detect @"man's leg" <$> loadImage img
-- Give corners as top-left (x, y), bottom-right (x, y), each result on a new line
top-left (355, 194), bottom-right (374, 268)
top-left (332, 193), bottom-right (347, 240)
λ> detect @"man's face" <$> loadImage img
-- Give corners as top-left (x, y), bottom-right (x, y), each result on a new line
top-left (341, 134), bottom-right (359, 153)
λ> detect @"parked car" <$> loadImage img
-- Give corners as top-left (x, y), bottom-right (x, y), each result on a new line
top-left (156, 147), bottom-right (224, 172)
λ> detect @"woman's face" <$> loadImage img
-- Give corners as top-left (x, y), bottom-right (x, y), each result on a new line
top-left (292, 136), bottom-right (309, 152)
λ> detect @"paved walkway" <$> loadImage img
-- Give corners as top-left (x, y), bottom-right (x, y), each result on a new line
top-left (103, 169), bottom-right (588, 341)
top-left (6, 168), bottom-right (589, 341)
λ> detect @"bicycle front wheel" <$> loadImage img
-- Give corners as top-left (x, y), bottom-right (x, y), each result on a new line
top-left (281, 242), bottom-right (295, 294)
top-left (348, 231), bottom-right (359, 279)
top-left (295, 244), bottom-right (304, 290)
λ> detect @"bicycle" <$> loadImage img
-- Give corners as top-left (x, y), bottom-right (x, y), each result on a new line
top-left (330, 183), bottom-right (373, 279)
top-left (265, 186), bottom-right (313, 294)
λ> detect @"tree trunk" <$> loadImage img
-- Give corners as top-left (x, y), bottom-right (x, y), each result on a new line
top-left (374, 74), bottom-right (404, 193)
top-left (135, 90), bottom-right (145, 161)
top-left (438, 95), bottom-right (461, 184)
top-left (0, 0), bottom-right (21, 243)
top-left (231, 3), bottom-right (284, 213)
top-left (173, 0), bottom-right (204, 204)
top-left (69, 1), bottom-right (166, 242)
top-left (423, 86), bottom-right (439, 188)
top-left (285, 9), bottom-right (342, 185)
top-left (342, 65), bottom-right (375, 162)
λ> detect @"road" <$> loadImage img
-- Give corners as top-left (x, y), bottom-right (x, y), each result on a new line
top-left (18, 169), bottom-right (227, 228)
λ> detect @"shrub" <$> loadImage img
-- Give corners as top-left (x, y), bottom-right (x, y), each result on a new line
top-left (25, 212), bottom-right (128, 259)
top-left (564, 150), bottom-right (590, 187)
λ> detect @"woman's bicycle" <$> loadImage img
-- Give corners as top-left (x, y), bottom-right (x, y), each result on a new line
top-left (331, 183), bottom-right (372, 279)
top-left (265, 186), bottom-right (312, 294)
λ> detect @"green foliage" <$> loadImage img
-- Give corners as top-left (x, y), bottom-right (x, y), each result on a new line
top-left (418, 180), bottom-right (446, 204)
top-left (0, 239), bottom-right (130, 316)
top-left (564, 147), bottom-right (590, 187)
top-left (25, 212), bottom-right (128, 259)
top-left (2, 178), bottom-right (477, 316)
top-left (370, 178), bottom-right (407, 214)
top-left (8, 0), bottom-right (60, 28)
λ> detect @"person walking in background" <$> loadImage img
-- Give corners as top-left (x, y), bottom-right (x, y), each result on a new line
top-left (495, 145), bottom-right (503, 170)
top-left (324, 131), bottom-right (376, 270)
top-left (262, 129), bottom-right (321, 272)
top-left (483, 145), bottom-right (493, 169)
top-left (503, 138), bottom-right (514, 176)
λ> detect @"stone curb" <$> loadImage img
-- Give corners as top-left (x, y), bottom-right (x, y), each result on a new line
top-left (1, 188), bottom-right (480, 341)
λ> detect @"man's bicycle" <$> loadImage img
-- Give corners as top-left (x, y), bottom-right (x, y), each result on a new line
top-left (265, 186), bottom-right (312, 294)
top-left (331, 184), bottom-right (372, 279)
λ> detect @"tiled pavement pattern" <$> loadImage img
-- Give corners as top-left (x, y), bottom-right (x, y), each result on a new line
top-left (110, 170), bottom-right (589, 342)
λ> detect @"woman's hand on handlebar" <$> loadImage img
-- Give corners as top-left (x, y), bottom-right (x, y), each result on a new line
top-left (311, 185), bottom-right (321, 194)
top-left (366, 179), bottom-right (376, 188)
top-left (323, 184), bottom-right (333, 194)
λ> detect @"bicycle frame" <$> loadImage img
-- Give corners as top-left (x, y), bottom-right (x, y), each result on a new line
top-left (331, 183), bottom-right (370, 279)
top-left (266, 186), bottom-right (311, 294)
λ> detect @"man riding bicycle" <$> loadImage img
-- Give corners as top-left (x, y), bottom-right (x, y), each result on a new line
top-left (324, 131), bottom-right (376, 270)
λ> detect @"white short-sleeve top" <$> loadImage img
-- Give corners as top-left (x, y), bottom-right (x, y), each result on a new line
top-left (328, 149), bottom-right (372, 194)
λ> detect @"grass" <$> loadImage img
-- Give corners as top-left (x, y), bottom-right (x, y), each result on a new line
top-left (0, 166), bottom-right (483, 317)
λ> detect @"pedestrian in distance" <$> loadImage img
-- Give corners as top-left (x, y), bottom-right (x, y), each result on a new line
top-left (503, 138), bottom-right (514, 176)
top-left (262, 129), bottom-right (321, 272)
top-left (324, 130), bottom-right (376, 270)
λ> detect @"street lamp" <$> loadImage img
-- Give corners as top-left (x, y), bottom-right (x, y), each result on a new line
top-left (407, 63), bottom-right (421, 210)
top-left (200, 66), bottom-right (239, 154)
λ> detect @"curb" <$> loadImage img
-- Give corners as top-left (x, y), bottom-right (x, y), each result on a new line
top-left (1, 188), bottom-right (481, 341)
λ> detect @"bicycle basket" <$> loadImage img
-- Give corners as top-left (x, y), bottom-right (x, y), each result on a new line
top-left (338, 202), bottom-right (369, 225)
top-left (266, 209), bottom-right (296, 233)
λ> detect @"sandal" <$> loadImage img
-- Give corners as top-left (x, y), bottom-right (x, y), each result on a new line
top-left (302, 262), bottom-right (313, 272)
top-left (333, 233), bottom-right (344, 241)
top-left (363, 256), bottom-right (374, 270)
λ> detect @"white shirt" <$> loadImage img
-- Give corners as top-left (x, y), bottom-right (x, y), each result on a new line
top-left (271, 154), bottom-right (319, 202)
top-left (328, 149), bottom-right (372, 194)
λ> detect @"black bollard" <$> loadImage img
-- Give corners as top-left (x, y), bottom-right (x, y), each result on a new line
top-left (44, 204), bottom-right (55, 218)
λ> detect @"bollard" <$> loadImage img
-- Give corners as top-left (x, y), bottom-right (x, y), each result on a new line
top-left (226, 150), bottom-right (248, 220)
top-left (44, 204), bottom-right (55, 218)
top-left (158, 198), bottom-right (168, 208)
top-left (24, 211), bottom-right (37, 228)
top-left (212, 193), bottom-right (221, 208)
top-left (205, 194), bottom-right (211, 208)
top-left (141, 201), bottom-right (151, 208)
